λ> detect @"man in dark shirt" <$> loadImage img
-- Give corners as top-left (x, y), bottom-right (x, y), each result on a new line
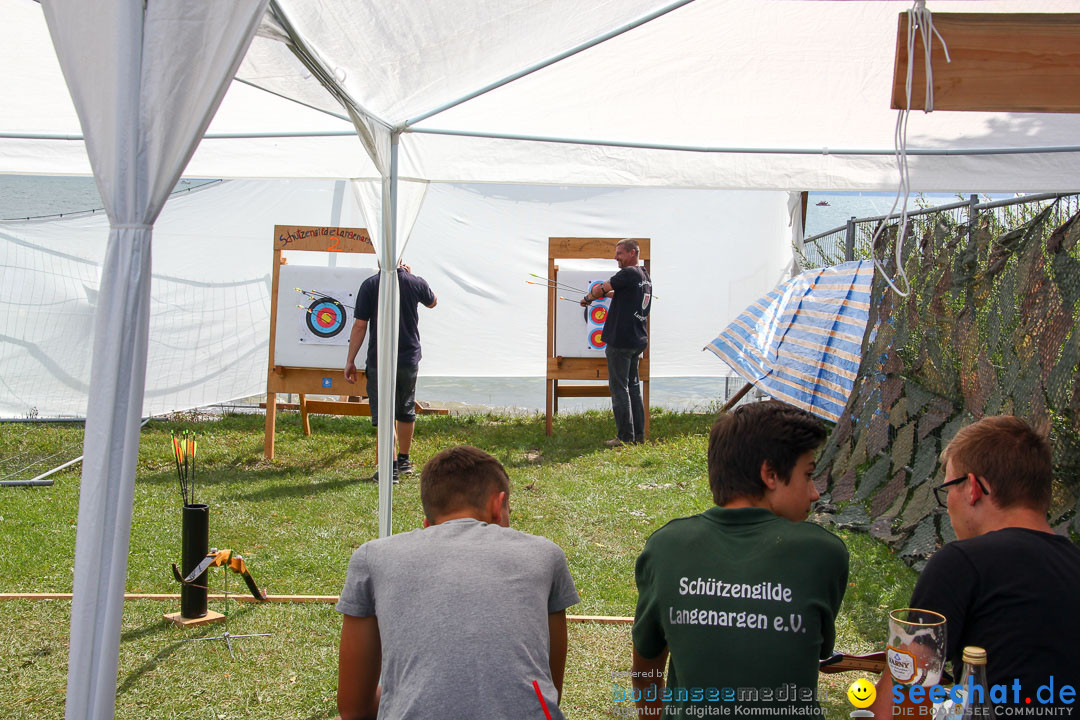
top-left (345, 262), bottom-right (436, 481)
top-left (580, 238), bottom-right (652, 446)
top-left (870, 415), bottom-right (1080, 716)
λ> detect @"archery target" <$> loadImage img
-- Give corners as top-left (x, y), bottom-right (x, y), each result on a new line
top-left (296, 287), bottom-right (353, 346)
top-left (553, 270), bottom-right (612, 356)
top-left (274, 265), bottom-right (376, 368)
top-left (305, 297), bottom-right (347, 339)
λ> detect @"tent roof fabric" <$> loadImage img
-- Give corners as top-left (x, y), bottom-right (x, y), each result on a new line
top-left (4, 0), bottom-right (1080, 190)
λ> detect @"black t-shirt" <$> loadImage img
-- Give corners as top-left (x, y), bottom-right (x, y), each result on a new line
top-left (601, 265), bottom-right (652, 350)
top-left (353, 268), bottom-right (435, 369)
top-left (910, 528), bottom-right (1080, 708)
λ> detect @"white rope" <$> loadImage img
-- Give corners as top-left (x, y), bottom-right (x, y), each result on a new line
top-left (871, 0), bottom-right (950, 298)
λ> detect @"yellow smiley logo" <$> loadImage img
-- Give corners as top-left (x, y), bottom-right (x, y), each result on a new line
top-left (847, 678), bottom-right (876, 708)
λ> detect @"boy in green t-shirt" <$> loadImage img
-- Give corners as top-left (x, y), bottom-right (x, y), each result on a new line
top-left (630, 400), bottom-right (849, 718)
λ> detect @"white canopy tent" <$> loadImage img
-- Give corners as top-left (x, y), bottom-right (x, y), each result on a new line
top-left (3, 1), bottom-right (1079, 718)
top-left (7, 0), bottom-right (1080, 189)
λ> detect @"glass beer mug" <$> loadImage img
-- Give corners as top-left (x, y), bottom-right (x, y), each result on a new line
top-left (887, 608), bottom-right (947, 687)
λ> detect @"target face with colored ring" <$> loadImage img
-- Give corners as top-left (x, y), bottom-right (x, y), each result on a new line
top-left (306, 298), bottom-right (347, 339)
top-left (589, 304), bottom-right (608, 324)
top-left (589, 328), bottom-right (606, 349)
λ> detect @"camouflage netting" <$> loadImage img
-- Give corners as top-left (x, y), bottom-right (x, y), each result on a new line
top-left (811, 196), bottom-right (1080, 568)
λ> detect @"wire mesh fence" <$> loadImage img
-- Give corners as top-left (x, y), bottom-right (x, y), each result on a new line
top-left (807, 192), bottom-right (1080, 564)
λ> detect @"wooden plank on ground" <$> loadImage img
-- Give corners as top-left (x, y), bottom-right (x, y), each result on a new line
top-left (0, 593), bottom-right (634, 623)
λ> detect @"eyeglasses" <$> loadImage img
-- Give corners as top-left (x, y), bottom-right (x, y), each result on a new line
top-left (933, 476), bottom-right (989, 508)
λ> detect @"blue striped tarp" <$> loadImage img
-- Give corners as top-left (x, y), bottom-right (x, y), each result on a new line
top-left (705, 260), bottom-right (874, 422)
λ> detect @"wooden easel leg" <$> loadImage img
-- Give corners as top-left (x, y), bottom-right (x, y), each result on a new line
top-left (546, 379), bottom-right (554, 436)
top-left (299, 393), bottom-right (311, 436)
top-left (643, 379), bottom-right (650, 439)
top-left (264, 392), bottom-right (277, 459)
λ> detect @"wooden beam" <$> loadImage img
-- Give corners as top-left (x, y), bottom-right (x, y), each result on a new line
top-left (546, 259), bottom-right (557, 436)
top-left (556, 384), bottom-right (610, 398)
top-left (266, 366), bottom-right (360, 395)
top-left (548, 357), bottom-right (607, 380)
top-left (892, 12), bottom-right (1080, 113)
top-left (568, 615), bottom-right (633, 624)
top-left (258, 400), bottom-right (446, 417)
top-left (719, 382), bottom-right (754, 413)
top-left (547, 356), bottom-right (650, 380)
top-left (273, 225), bottom-right (375, 253)
top-left (549, 237), bottom-right (651, 260)
top-left (0, 592), bottom-right (339, 603)
top-left (0, 592), bottom-right (634, 623)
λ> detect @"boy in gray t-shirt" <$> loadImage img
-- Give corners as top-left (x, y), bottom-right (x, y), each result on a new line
top-left (336, 445), bottom-right (579, 720)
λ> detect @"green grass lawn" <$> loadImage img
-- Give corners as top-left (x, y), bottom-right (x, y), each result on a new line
top-left (0, 410), bottom-right (916, 719)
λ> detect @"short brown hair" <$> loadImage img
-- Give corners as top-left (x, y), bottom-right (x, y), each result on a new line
top-left (708, 400), bottom-right (826, 506)
top-left (616, 238), bottom-right (640, 255)
top-left (420, 445), bottom-right (510, 521)
top-left (941, 415), bottom-right (1052, 511)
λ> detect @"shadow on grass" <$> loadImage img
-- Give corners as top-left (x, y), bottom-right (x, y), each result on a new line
top-left (121, 618), bottom-right (172, 643)
top-left (142, 408), bottom-right (716, 476)
top-left (137, 447), bottom-right (364, 491)
top-left (233, 472), bottom-right (373, 503)
top-left (117, 604), bottom-right (262, 694)
top-left (116, 638), bottom-right (188, 695)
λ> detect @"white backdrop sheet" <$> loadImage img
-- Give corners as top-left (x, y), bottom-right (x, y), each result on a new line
top-left (0, 179), bottom-right (791, 418)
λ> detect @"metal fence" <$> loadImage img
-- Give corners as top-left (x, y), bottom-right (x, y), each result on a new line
top-left (799, 193), bottom-right (1080, 270)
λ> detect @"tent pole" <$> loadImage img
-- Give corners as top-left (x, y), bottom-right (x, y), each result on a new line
top-left (405, 0), bottom-right (696, 127)
top-left (404, 127), bottom-right (1080, 157)
top-left (377, 131), bottom-right (401, 539)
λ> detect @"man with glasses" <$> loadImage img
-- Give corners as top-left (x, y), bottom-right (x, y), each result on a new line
top-left (871, 415), bottom-right (1080, 715)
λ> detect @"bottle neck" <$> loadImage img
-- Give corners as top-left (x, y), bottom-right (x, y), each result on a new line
top-left (958, 662), bottom-right (992, 709)
top-left (960, 663), bottom-right (988, 685)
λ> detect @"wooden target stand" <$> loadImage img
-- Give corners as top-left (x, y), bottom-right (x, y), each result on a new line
top-left (263, 224), bottom-right (445, 459)
top-left (545, 237), bottom-right (650, 437)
